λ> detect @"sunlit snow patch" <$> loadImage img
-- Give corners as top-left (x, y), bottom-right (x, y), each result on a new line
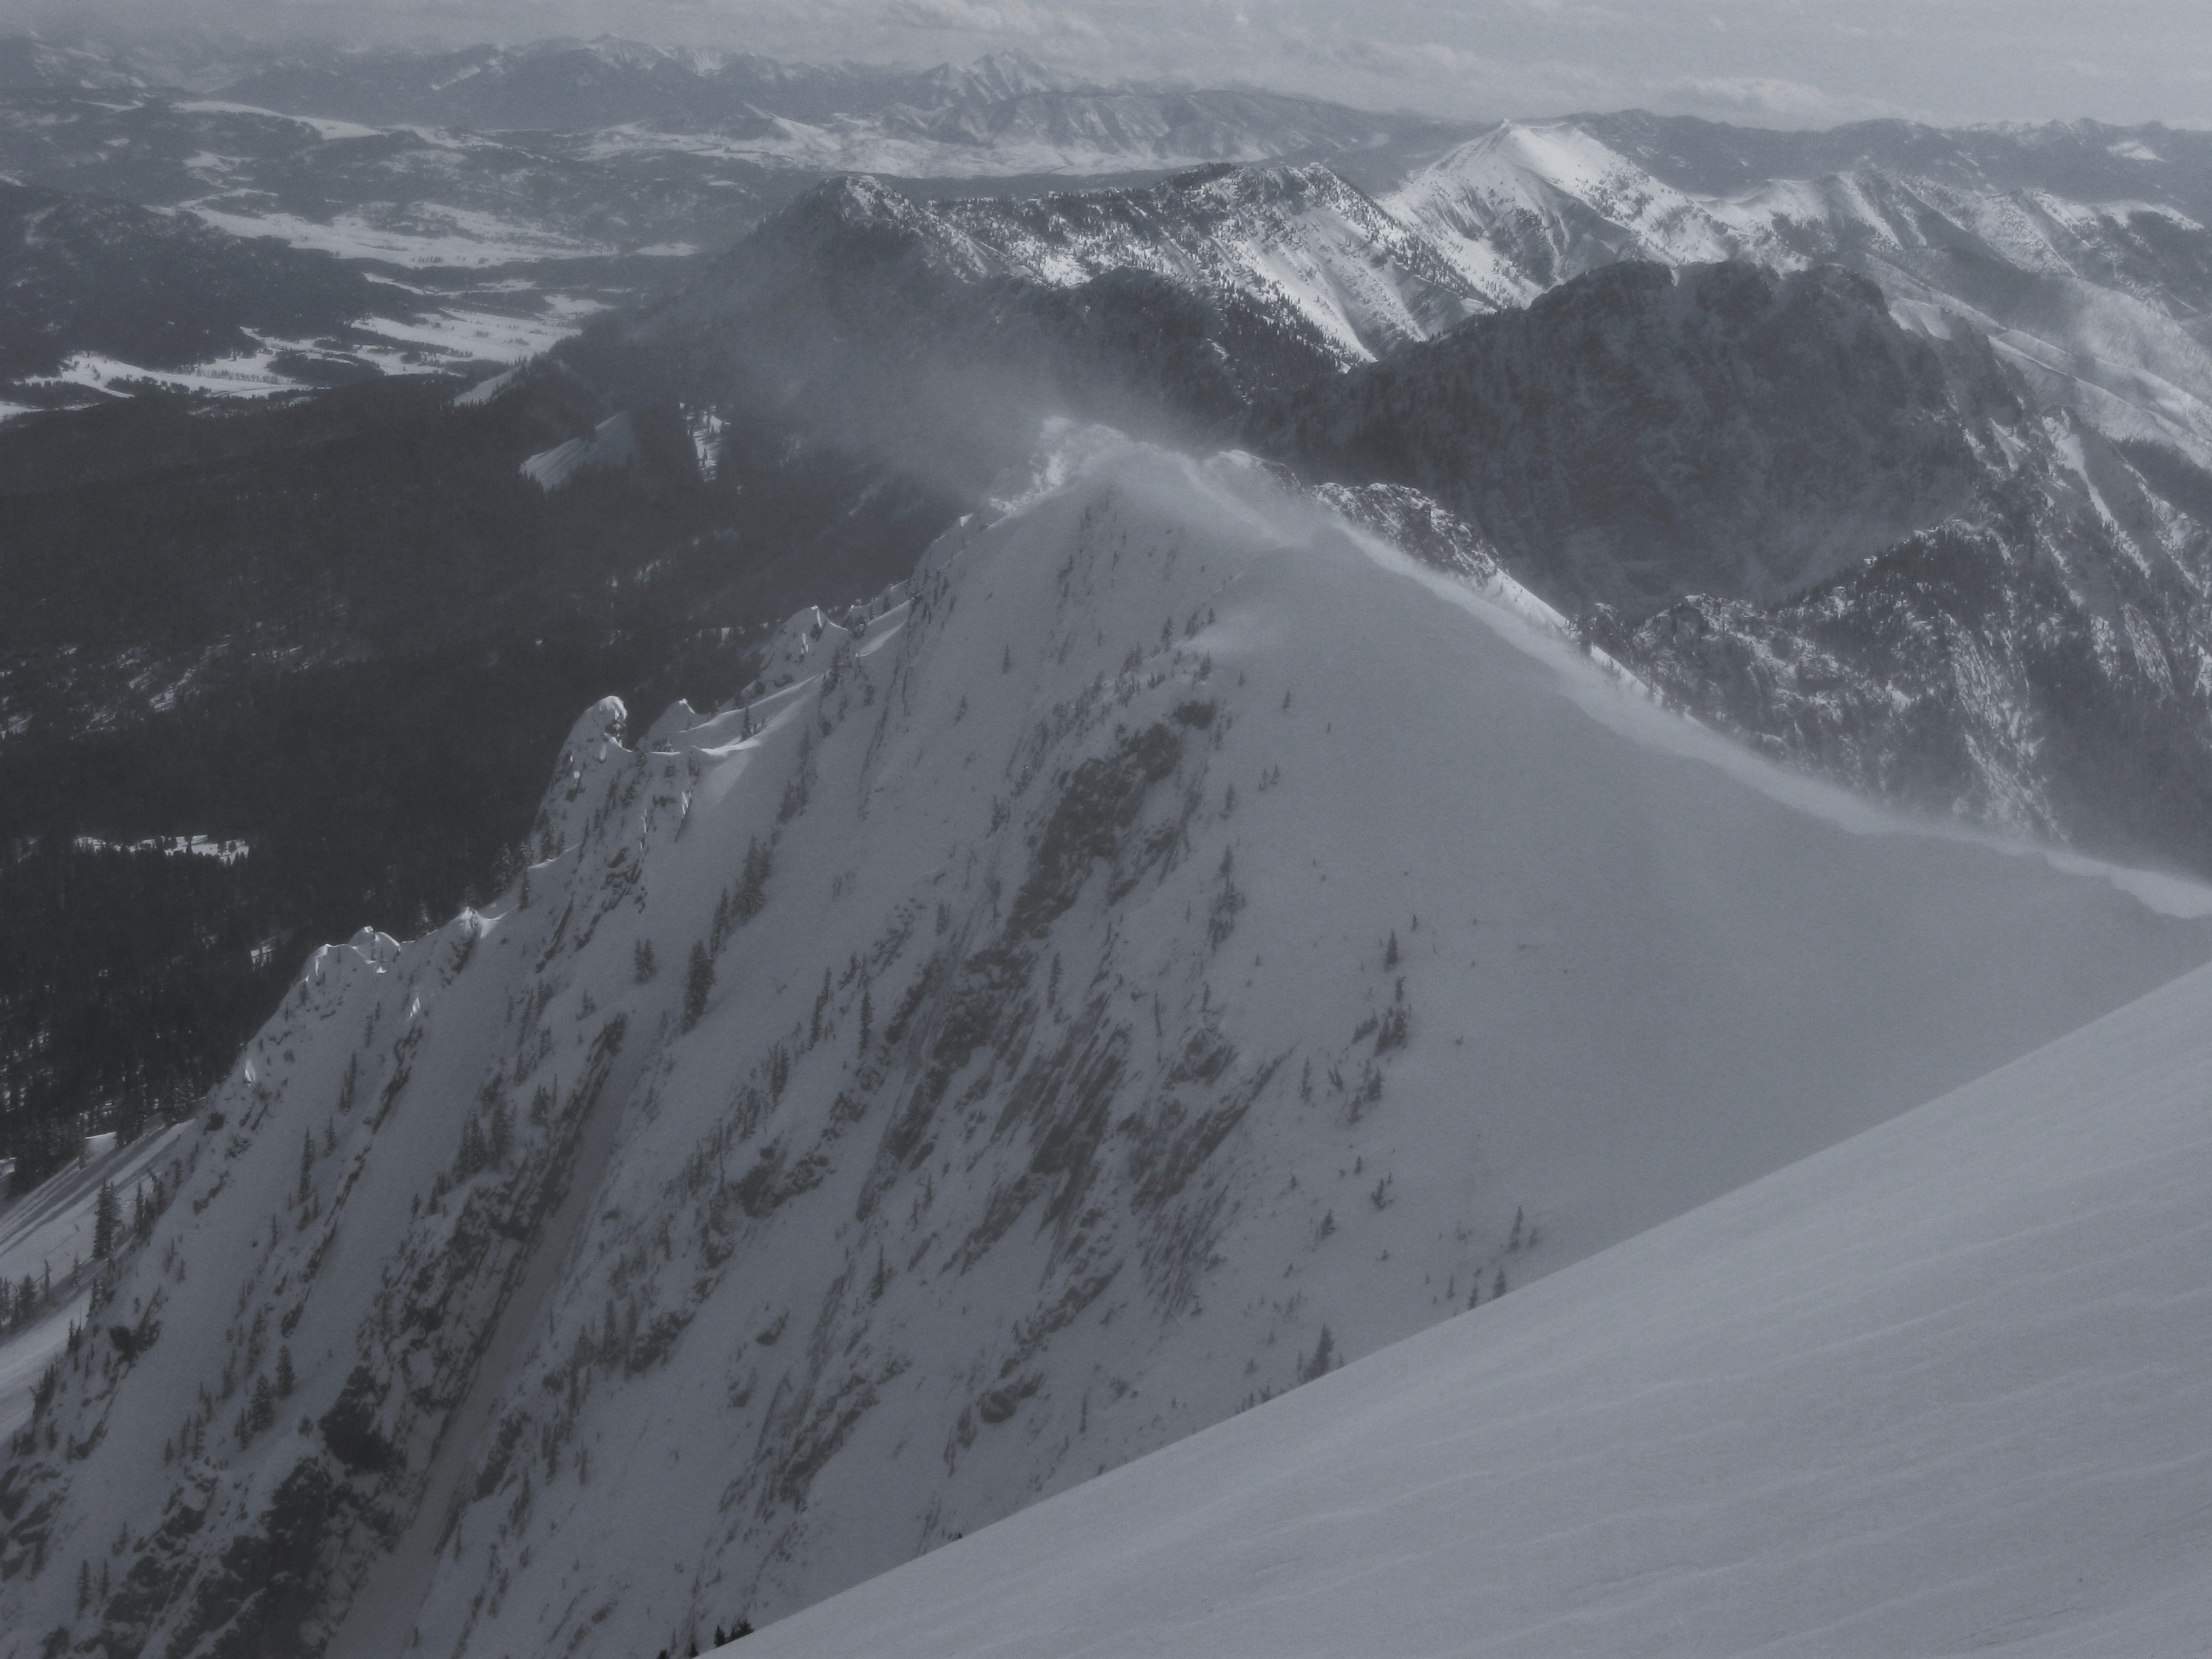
top-left (70, 834), bottom-right (250, 864)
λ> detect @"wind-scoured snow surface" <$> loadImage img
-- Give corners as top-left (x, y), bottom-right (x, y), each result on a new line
top-left (727, 951), bottom-right (2212, 1659)
top-left (3, 428), bottom-right (2208, 1659)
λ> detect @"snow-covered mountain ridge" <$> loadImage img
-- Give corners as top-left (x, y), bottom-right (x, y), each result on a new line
top-left (4, 426), bottom-right (2205, 1659)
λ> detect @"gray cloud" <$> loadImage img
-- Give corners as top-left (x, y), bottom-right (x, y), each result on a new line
top-left (8, 0), bottom-right (2211, 127)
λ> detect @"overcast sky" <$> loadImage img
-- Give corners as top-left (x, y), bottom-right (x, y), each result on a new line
top-left (14, 0), bottom-right (2212, 129)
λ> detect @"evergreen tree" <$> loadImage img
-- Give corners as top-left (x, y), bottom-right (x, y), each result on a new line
top-left (1298, 1324), bottom-right (1336, 1383)
top-left (91, 1181), bottom-right (118, 1261)
top-left (735, 838), bottom-right (771, 920)
top-left (275, 1345), bottom-right (295, 1399)
top-left (683, 943), bottom-right (714, 1031)
top-left (249, 1372), bottom-right (275, 1435)
top-left (298, 1129), bottom-right (315, 1204)
top-left (454, 1117), bottom-right (489, 1183)
top-left (634, 939), bottom-right (657, 983)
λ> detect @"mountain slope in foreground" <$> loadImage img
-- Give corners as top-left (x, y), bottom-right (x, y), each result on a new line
top-left (2, 428), bottom-right (2207, 1659)
top-left (729, 941), bottom-right (2212, 1659)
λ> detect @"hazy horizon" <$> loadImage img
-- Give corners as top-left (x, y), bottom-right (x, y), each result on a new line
top-left (5, 1), bottom-right (2211, 132)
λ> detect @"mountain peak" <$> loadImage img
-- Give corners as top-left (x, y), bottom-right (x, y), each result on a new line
top-left (921, 48), bottom-right (1073, 106)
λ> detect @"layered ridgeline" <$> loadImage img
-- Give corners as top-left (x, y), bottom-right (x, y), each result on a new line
top-left (3, 428), bottom-right (2206, 1659)
top-left (1269, 260), bottom-right (2212, 871)
top-left (565, 171), bottom-right (2212, 876)
top-left (727, 917), bottom-right (2212, 1659)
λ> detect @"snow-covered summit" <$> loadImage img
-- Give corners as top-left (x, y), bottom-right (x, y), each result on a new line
top-left (1387, 121), bottom-right (1757, 307)
top-left (912, 49), bottom-right (1076, 109)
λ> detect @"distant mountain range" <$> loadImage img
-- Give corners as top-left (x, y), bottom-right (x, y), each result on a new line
top-left (5, 38), bottom-right (2209, 472)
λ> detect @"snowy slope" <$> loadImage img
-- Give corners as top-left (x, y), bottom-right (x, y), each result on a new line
top-left (3, 427), bottom-right (2207, 1659)
top-left (725, 947), bottom-right (2212, 1659)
